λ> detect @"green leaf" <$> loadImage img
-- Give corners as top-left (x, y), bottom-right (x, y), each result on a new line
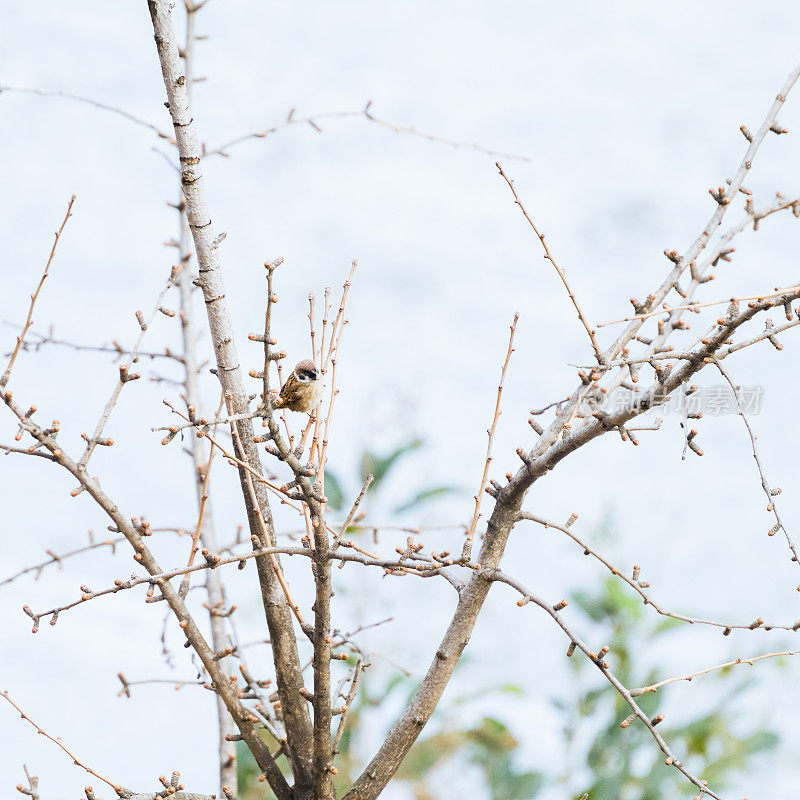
top-left (571, 590), bottom-right (606, 622)
top-left (744, 729), bottom-right (779, 754)
top-left (394, 485), bottom-right (459, 513)
top-left (397, 730), bottom-right (466, 778)
top-left (237, 734), bottom-right (289, 798)
top-left (468, 717), bottom-right (518, 753)
top-left (360, 438), bottom-right (424, 488)
top-left (496, 683), bottom-right (526, 696)
top-left (236, 740), bottom-right (260, 796)
top-left (502, 771), bottom-right (544, 800)
top-left (653, 616), bottom-right (684, 634)
top-left (323, 469), bottom-right (345, 511)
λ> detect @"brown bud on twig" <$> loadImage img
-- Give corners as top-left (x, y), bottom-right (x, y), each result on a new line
top-left (712, 247), bottom-right (735, 267)
top-left (708, 186), bottom-right (729, 205)
top-left (527, 417), bottom-right (544, 434)
top-left (117, 672), bottom-right (131, 698)
top-left (765, 318), bottom-right (783, 350)
top-left (686, 428), bottom-right (703, 457)
top-left (516, 447), bottom-right (534, 468)
top-left (119, 364), bottom-right (140, 383)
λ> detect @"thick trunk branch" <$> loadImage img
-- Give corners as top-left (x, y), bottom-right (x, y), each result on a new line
top-left (145, 0), bottom-right (313, 792)
top-left (342, 492), bottom-right (522, 800)
top-left (312, 526), bottom-right (334, 800)
top-left (344, 286), bottom-right (800, 800)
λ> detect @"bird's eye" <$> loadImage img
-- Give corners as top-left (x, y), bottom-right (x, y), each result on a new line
top-left (298, 369), bottom-right (316, 381)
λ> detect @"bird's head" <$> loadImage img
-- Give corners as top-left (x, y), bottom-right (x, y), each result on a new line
top-left (294, 359), bottom-right (319, 382)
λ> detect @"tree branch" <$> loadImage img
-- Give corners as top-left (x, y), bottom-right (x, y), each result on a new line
top-left (462, 312), bottom-right (519, 560)
top-left (342, 61), bottom-right (800, 800)
top-left (1, 689), bottom-right (128, 797)
top-left (145, 1), bottom-right (314, 792)
top-left (1, 195), bottom-right (76, 390)
top-left (1, 390), bottom-right (291, 800)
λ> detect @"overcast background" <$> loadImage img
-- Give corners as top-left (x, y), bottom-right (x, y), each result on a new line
top-left (3, 2), bottom-right (800, 798)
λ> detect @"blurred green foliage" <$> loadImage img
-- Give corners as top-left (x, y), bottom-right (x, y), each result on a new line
top-left (323, 437), bottom-right (458, 516)
top-left (237, 734), bottom-right (286, 799)
top-left (558, 576), bottom-right (779, 799)
top-left (235, 443), bottom-right (779, 798)
top-left (306, 666), bottom-right (542, 800)
top-left (235, 671), bottom-right (541, 800)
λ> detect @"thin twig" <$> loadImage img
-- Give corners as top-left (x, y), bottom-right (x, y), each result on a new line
top-left (118, 676), bottom-right (207, 694)
top-left (0, 85), bottom-right (171, 139)
top-left (333, 475), bottom-right (374, 549)
top-left (1, 195), bottom-right (76, 389)
top-left (485, 569), bottom-right (723, 800)
top-left (152, 408), bottom-right (263, 433)
top-left (496, 164), bottom-right (604, 364)
top-left (179, 425), bottom-right (219, 599)
top-left (517, 511), bottom-right (800, 632)
top-left (1, 443), bottom-right (57, 461)
top-left (362, 101), bottom-right (530, 161)
top-left (332, 660), bottom-right (363, 756)
top-left (0, 529), bottom-right (183, 588)
top-left (78, 269), bottom-right (177, 470)
top-left (308, 293), bottom-right (317, 363)
top-left (3, 325), bottom-right (185, 364)
top-left (228, 424), bottom-right (311, 633)
top-left (204, 101), bottom-right (531, 161)
top-left (16, 764), bottom-right (39, 800)
top-left (1, 690), bottom-right (126, 796)
top-left (630, 649), bottom-right (800, 696)
top-left (322, 262), bottom-right (356, 374)
top-left (25, 541), bottom-right (460, 626)
top-left (599, 284), bottom-right (800, 327)
top-left (462, 313), bottom-right (519, 561)
top-left (714, 359), bottom-right (800, 566)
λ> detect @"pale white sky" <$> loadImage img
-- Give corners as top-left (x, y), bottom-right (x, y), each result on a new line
top-left (2, 2), bottom-right (800, 798)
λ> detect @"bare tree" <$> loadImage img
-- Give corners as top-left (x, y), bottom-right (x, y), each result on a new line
top-left (3, 3), bottom-right (800, 800)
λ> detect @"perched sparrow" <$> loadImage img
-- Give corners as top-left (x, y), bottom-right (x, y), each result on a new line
top-left (273, 359), bottom-right (323, 413)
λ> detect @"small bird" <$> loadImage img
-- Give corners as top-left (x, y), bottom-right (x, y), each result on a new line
top-left (273, 359), bottom-right (323, 413)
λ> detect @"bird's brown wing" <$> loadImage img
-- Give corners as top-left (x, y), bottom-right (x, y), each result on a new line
top-left (275, 374), bottom-right (300, 409)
